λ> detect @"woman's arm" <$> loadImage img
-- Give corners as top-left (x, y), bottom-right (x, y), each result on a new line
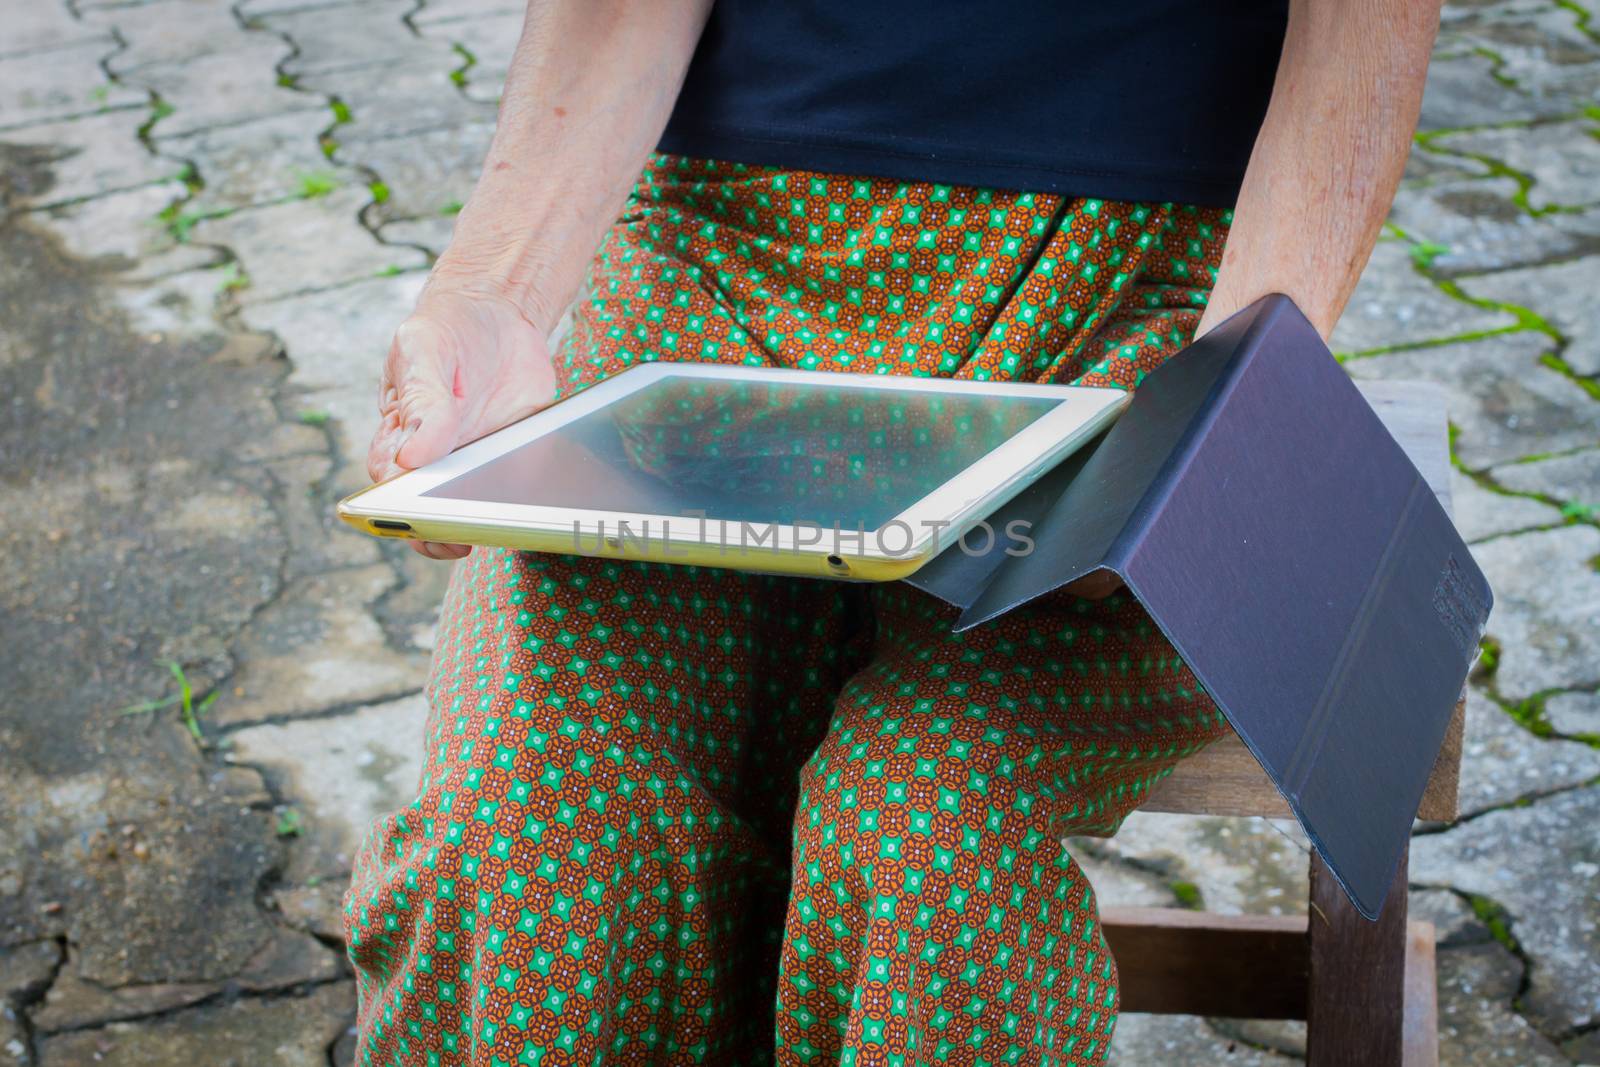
top-left (1066, 0), bottom-right (1438, 599)
top-left (434, 0), bottom-right (714, 333)
top-left (368, 0), bottom-right (712, 558)
top-left (1196, 0), bottom-right (1441, 340)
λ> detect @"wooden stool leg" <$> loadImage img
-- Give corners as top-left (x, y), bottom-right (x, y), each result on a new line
top-left (1306, 848), bottom-right (1410, 1066)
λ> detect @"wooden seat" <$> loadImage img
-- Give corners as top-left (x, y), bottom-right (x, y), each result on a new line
top-left (1101, 380), bottom-right (1459, 1067)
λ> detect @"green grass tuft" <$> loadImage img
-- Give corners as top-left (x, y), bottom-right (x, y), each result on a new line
top-left (298, 409), bottom-right (330, 425)
top-left (1170, 881), bottom-right (1202, 909)
top-left (449, 42), bottom-right (477, 88)
top-left (1408, 241), bottom-right (1451, 271)
top-left (1468, 894), bottom-right (1520, 953)
top-left (1539, 353), bottom-right (1600, 401)
top-left (293, 168), bottom-right (340, 199)
top-left (276, 808), bottom-right (304, 837)
top-left (439, 199), bottom-right (463, 216)
top-left (369, 180), bottom-right (391, 205)
top-left (329, 99), bottom-right (353, 125)
top-left (218, 263), bottom-right (250, 294)
top-left (157, 203), bottom-right (227, 244)
top-left (172, 162), bottom-right (202, 193)
top-left (1505, 691), bottom-right (1556, 737)
top-left (138, 96), bottom-right (177, 139)
top-left (114, 661), bottom-right (215, 742)
top-left (1475, 636), bottom-right (1502, 679)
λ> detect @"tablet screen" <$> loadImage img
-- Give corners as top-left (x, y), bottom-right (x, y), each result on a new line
top-left (424, 373), bottom-right (1061, 530)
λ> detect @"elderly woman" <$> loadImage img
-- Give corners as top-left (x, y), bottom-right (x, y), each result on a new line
top-left (353, 1), bottom-right (1438, 1062)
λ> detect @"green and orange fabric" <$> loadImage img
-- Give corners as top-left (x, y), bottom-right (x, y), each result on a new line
top-left (346, 154), bottom-right (1232, 1067)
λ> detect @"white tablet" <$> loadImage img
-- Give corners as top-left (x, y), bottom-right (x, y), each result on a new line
top-left (338, 363), bottom-right (1128, 581)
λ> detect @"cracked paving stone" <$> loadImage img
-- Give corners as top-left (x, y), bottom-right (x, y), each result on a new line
top-left (322, 65), bottom-right (495, 143)
top-left (355, 121), bottom-right (495, 223)
top-left (1414, 786), bottom-right (1600, 1034)
top-left (37, 980), bottom-right (355, 1067)
top-left (412, 0), bottom-right (526, 24)
top-left (268, 452), bottom-right (384, 580)
top-left (89, 1), bottom-right (258, 74)
top-left (36, 182), bottom-right (187, 268)
top-left (134, 49), bottom-right (325, 141)
top-left (236, 0), bottom-right (369, 13)
top-left (32, 972), bottom-right (215, 1038)
top-left (239, 272), bottom-right (426, 454)
top-left (1434, 120), bottom-right (1600, 212)
top-left (1072, 850), bottom-right (1174, 910)
top-left (273, 880), bottom-right (348, 944)
top-left (1419, 50), bottom-right (1574, 131)
top-left (227, 692), bottom-right (427, 881)
top-left (1410, 887), bottom-right (1494, 948)
top-left (107, 264), bottom-right (240, 337)
top-left (1105, 1014), bottom-right (1300, 1066)
top-left (1459, 257), bottom-right (1600, 375)
top-left (1, 4), bottom-right (110, 59)
top-left (214, 564), bottom-right (426, 727)
top-left (1491, 447), bottom-right (1600, 506)
top-left (378, 214), bottom-right (458, 256)
top-left (1206, 1017), bottom-right (1305, 1061)
top-left (1329, 240), bottom-right (1517, 353)
top-left (268, 0), bottom-right (459, 79)
top-left (32, 926), bottom-right (340, 1034)
top-left (0, 43), bottom-right (144, 131)
top-left (1472, 525), bottom-right (1600, 698)
top-left (0, 217), bottom-right (289, 685)
top-left (1451, 471), bottom-right (1563, 542)
top-left (425, 12), bottom-right (523, 103)
top-left (1438, 2), bottom-right (1600, 106)
top-left (159, 111), bottom-right (357, 216)
top-left (371, 546), bottom-right (453, 653)
top-left (1565, 1029), bottom-right (1600, 1064)
top-left (0, 208), bottom-right (340, 995)
top-left (1456, 687), bottom-right (1600, 815)
top-left (1545, 689), bottom-right (1600, 736)
top-left (1345, 332), bottom-right (1598, 470)
top-left (0, 738), bottom-right (288, 988)
top-left (0, 941), bottom-right (63, 1003)
top-left (1404, 145), bottom-right (1493, 186)
top-left (190, 187), bottom-right (427, 305)
top-left (1437, 941), bottom-right (1571, 1067)
top-left (0, 110), bottom-right (177, 209)
top-left (1388, 175), bottom-right (1600, 276)
top-left (1072, 813), bottom-right (1309, 917)
top-left (1, 1011), bottom-right (23, 1067)
top-left (110, 241), bottom-right (228, 284)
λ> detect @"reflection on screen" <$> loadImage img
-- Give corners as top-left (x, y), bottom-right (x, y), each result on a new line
top-left (424, 374), bottom-right (1060, 530)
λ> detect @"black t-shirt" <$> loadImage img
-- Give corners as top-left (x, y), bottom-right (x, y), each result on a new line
top-left (659, 1), bottom-right (1288, 206)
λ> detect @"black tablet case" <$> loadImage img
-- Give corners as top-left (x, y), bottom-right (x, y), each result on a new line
top-left (904, 294), bottom-right (1493, 919)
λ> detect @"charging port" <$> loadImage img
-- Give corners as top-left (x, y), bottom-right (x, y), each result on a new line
top-left (371, 519), bottom-right (413, 533)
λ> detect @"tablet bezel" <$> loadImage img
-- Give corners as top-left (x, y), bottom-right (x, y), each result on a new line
top-left (339, 363), bottom-right (1129, 578)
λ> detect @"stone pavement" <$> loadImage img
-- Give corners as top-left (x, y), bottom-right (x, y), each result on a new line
top-left (0, 0), bottom-right (1595, 1062)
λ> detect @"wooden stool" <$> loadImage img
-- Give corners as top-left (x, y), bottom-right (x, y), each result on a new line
top-left (1101, 381), bottom-right (1461, 1067)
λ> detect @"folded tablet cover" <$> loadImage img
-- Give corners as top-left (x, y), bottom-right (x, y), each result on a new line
top-left (905, 294), bottom-right (1493, 919)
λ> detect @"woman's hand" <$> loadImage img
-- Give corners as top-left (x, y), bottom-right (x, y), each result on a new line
top-left (368, 286), bottom-right (558, 560)
top-left (359, 0), bottom-right (713, 560)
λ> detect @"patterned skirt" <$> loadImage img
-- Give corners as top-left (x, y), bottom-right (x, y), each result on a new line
top-left (345, 154), bottom-right (1234, 1067)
